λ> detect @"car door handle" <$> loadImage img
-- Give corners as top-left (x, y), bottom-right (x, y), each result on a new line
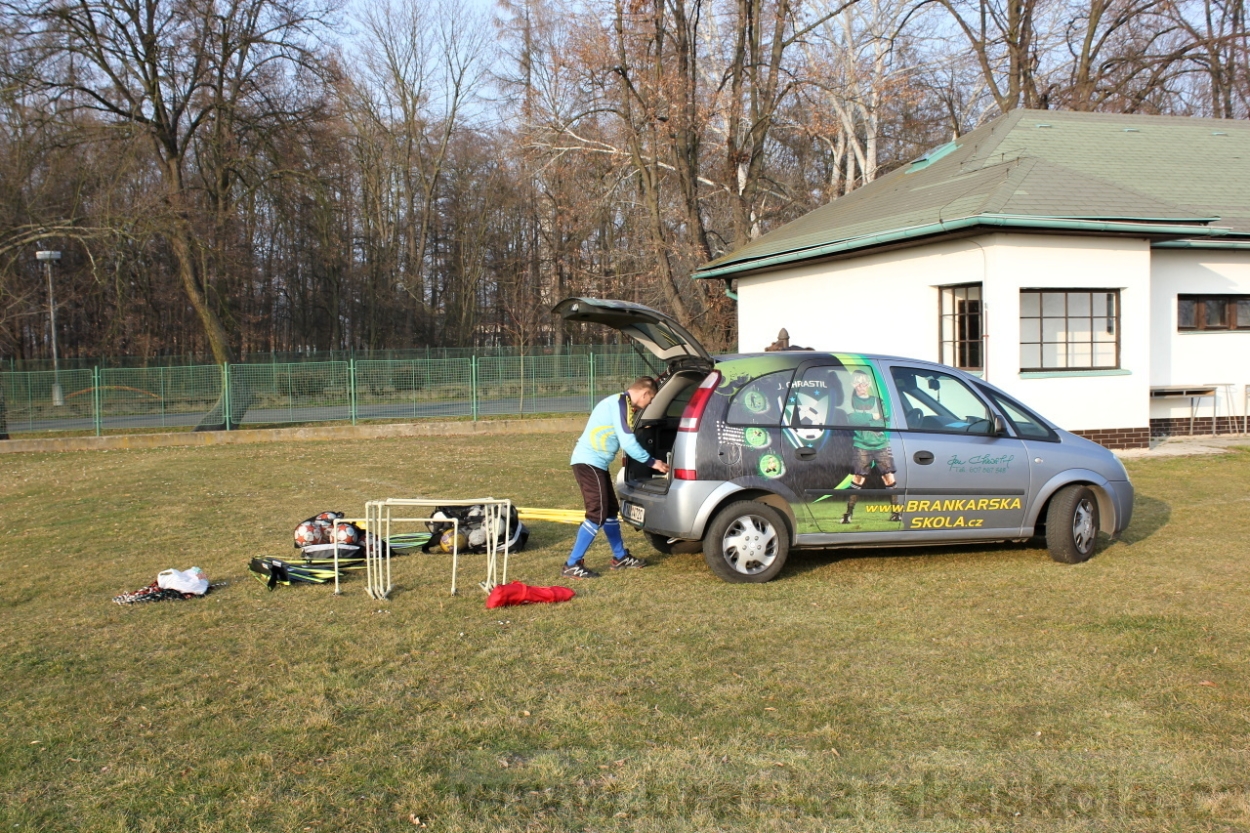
top-left (913, 450), bottom-right (935, 465)
top-left (795, 448), bottom-right (817, 461)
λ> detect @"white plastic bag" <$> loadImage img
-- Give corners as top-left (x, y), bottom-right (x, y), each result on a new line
top-left (157, 567), bottom-right (209, 595)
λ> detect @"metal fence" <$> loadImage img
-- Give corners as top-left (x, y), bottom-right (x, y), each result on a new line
top-left (0, 351), bottom-right (658, 436)
top-left (1, 342), bottom-right (639, 373)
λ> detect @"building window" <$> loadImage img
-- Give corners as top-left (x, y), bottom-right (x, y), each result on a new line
top-left (1178, 295), bottom-right (1250, 331)
top-left (1019, 289), bottom-right (1120, 371)
top-left (939, 284), bottom-right (982, 371)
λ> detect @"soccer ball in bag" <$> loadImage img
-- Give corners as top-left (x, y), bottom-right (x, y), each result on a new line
top-left (294, 520), bottom-right (327, 547)
top-left (333, 523), bottom-right (360, 545)
top-left (439, 529), bottom-right (469, 553)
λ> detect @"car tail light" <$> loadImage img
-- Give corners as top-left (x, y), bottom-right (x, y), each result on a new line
top-left (673, 468), bottom-right (697, 480)
top-left (678, 371), bottom-right (720, 433)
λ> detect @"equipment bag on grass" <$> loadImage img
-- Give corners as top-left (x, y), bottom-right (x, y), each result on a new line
top-left (292, 511), bottom-right (388, 555)
top-left (422, 504), bottom-right (528, 554)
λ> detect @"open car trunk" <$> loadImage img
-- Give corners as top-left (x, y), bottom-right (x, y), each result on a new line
top-left (553, 297), bottom-right (715, 494)
top-left (623, 368), bottom-right (710, 492)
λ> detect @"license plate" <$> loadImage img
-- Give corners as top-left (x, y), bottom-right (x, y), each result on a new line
top-left (622, 502), bottom-right (645, 525)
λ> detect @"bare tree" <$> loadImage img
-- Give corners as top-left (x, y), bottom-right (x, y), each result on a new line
top-left (342, 0), bottom-right (491, 343)
top-left (7, 0), bottom-right (340, 365)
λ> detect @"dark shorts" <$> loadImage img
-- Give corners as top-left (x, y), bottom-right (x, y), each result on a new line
top-left (853, 446), bottom-right (896, 477)
top-left (572, 463), bottom-right (619, 526)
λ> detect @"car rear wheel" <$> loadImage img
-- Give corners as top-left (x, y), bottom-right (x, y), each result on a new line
top-left (703, 501), bottom-right (789, 583)
top-left (1045, 485), bottom-right (1100, 564)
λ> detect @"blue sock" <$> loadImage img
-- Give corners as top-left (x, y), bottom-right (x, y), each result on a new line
top-left (602, 517), bottom-right (627, 559)
top-left (566, 521), bottom-right (600, 566)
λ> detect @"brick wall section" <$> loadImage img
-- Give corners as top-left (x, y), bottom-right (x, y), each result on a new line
top-left (1150, 416), bottom-right (1249, 438)
top-left (1072, 426), bottom-right (1151, 449)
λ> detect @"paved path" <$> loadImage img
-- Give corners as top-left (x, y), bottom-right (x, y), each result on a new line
top-left (1116, 435), bottom-right (1250, 459)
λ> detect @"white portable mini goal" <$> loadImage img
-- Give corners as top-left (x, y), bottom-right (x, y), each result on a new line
top-left (363, 497), bottom-right (514, 599)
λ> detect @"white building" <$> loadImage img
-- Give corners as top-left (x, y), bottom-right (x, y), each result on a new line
top-left (697, 110), bottom-right (1250, 448)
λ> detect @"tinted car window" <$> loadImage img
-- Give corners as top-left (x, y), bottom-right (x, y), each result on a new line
top-left (890, 366), bottom-right (994, 435)
top-left (725, 370), bottom-right (792, 425)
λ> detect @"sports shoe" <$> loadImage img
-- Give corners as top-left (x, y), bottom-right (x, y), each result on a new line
top-left (561, 559), bottom-right (600, 579)
top-left (610, 551), bottom-right (647, 570)
top-left (840, 513), bottom-right (853, 524)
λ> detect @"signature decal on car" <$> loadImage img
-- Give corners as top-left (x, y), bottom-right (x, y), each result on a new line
top-left (947, 453), bottom-right (1016, 473)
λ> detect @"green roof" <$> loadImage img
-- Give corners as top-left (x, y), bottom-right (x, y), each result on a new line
top-left (698, 110), bottom-right (1250, 280)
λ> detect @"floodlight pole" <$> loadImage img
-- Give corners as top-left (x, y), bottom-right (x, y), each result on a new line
top-left (36, 250), bottom-right (63, 406)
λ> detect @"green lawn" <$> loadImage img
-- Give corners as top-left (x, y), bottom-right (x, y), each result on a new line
top-left (2, 436), bottom-right (1248, 832)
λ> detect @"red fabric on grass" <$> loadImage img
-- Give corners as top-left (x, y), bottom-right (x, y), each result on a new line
top-left (486, 581), bottom-right (576, 608)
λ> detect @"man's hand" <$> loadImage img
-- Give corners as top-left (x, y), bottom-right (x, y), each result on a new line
top-left (652, 460), bottom-right (670, 475)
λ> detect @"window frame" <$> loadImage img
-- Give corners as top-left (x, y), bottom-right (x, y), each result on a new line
top-left (1177, 294), bottom-right (1250, 332)
top-left (1019, 288), bottom-right (1121, 372)
top-left (939, 283), bottom-right (984, 371)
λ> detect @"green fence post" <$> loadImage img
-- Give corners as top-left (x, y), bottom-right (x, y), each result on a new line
top-left (588, 351), bottom-right (596, 409)
top-left (93, 367), bottom-right (102, 436)
top-left (223, 363), bottom-right (231, 430)
top-left (349, 359), bottom-right (357, 426)
top-left (471, 356), bottom-right (478, 421)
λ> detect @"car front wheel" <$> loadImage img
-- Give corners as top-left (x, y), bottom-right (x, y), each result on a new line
top-left (703, 501), bottom-right (790, 583)
top-left (1045, 484), bottom-right (1100, 564)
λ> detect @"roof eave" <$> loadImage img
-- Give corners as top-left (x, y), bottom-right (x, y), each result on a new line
top-left (695, 215), bottom-right (1229, 281)
top-left (1152, 238), bottom-right (1250, 250)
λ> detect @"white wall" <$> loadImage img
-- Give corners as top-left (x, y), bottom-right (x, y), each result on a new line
top-left (981, 235), bottom-right (1152, 432)
top-left (735, 233), bottom-right (1154, 432)
top-left (1150, 248), bottom-right (1250, 425)
top-left (735, 238), bottom-right (984, 359)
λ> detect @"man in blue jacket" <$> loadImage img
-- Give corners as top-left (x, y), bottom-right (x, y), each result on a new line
top-left (562, 376), bottom-right (670, 578)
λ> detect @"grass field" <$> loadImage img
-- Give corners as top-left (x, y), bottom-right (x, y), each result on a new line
top-left (2, 435), bottom-right (1249, 832)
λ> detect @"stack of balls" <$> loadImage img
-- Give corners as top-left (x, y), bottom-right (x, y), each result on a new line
top-left (293, 511), bottom-right (363, 548)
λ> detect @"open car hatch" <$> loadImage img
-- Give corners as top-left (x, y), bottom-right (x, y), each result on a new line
top-left (552, 297), bottom-right (713, 367)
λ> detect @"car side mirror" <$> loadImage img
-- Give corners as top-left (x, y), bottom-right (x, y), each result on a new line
top-left (993, 414), bottom-right (1007, 436)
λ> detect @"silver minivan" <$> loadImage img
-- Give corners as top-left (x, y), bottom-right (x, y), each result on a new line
top-left (556, 297), bottom-right (1135, 583)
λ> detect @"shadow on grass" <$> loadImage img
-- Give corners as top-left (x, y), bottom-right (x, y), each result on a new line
top-left (780, 540), bottom-right (1042, 579)
top-left (1118, 493), bottom-right (1171, 545)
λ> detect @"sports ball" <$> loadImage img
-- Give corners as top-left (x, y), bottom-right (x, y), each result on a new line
top-left (294, 520), bottom-right (327, 547)
top-left (439, 529), bottom-right (469, 553)
top-left (316, 511), bottom-right (343, 521)
top-left (332, 523), bottom-right (360, 545)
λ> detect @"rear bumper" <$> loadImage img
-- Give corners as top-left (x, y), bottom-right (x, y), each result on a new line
top-left (617, 479), bottom-right (724, 540)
